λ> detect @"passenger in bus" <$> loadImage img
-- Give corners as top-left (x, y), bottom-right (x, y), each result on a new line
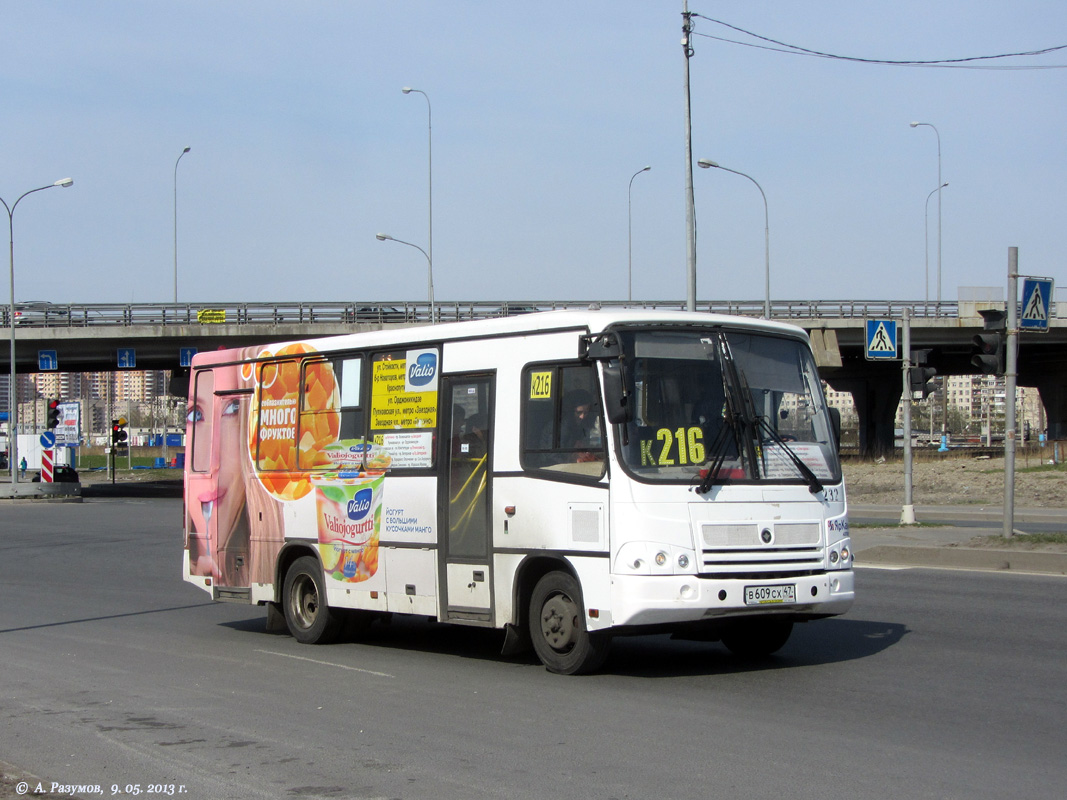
top-left (562, 390), bottom-right (602, 463)
top-left (461, 413), bottom-right (489, 459)
top-left (449, 406), bottom-right (467, 456)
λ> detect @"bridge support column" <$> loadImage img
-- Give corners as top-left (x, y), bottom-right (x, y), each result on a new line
top-left (1032, 372), bottom-right (1067, 441)
top-left (828, 374), bottom-right (902, 460)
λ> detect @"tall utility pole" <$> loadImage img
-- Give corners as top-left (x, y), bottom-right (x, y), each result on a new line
top-left (173, 147), bottom-right (191, 303)
top-left (682, 1), bottom-right (696, 312)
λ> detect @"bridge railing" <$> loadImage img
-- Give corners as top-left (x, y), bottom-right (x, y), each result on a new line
top-left (6, 298), bottom-right (1048, 328)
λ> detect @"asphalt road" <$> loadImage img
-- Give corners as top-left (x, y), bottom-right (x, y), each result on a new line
top-left (2, 498), bottom-right (1066, 800)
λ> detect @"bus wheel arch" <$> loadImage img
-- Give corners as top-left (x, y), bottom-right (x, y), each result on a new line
top-left (527, 568), bottom-right (610, 675)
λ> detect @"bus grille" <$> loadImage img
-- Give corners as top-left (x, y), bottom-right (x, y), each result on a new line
top-left (699, 522), bottom-right (824, 575)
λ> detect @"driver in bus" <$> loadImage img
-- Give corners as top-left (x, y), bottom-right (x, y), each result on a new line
top-left (562, 389), bottom-right (602, 463)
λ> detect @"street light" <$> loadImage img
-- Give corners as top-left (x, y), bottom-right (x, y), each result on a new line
top-left (910, 121), bottom-right (943, 305)
top-left (402, 87), bottom-right (434, 317)
top-left (2, 177), bottom-right (74, 484)
top-left (628, 166), bottom-right (651, 304)
top-left (375, 233), bottom-right (434, 322)
top-left (924, 182), bottom-right (949, 308)
top-left (174, 146), bottom-right (191, 303)
top-left (698, 159), bottom-right (770, 318)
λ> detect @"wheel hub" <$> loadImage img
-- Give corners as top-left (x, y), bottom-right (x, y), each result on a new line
top-left (540, 593), bottom-right (578, 652)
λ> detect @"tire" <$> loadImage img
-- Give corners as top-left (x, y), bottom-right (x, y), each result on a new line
top-left (283, 555), bottom-right (342, 644)
top-left (721, 619), bottom-right (793, 658)
top-left (528, 571), bottom-right (610, 675)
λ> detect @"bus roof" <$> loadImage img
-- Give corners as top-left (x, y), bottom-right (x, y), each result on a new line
top-left (189, 308), bottom-right (810, 367)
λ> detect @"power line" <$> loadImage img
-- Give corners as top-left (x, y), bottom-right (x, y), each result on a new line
top-left (691, 14), bottom-right (1067, 70)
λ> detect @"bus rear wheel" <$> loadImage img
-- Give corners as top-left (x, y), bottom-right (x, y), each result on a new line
top-left (283, 556), bottom-right (342, 644)
top-left (529, 571), bottom-right (610, 675)
top-left (721, 619), bottom-right (793, 658)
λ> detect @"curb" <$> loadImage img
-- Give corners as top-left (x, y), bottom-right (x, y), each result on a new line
top-left (857, 545), bottom-right (1067, 575)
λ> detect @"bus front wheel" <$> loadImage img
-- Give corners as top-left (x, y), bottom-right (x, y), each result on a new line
top-left (283, 556), bottom-right (342, 644)
top-left (529, 571), bottom-right (610, 675)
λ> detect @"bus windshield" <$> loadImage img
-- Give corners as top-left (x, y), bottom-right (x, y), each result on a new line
top-left (614, 327), bottom-right (841, 487)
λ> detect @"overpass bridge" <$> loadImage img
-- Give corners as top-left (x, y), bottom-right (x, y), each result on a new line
top-left (4, 298), bottom-right (1066, 454)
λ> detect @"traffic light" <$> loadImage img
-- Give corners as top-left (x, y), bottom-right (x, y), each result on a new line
top-left (46, 399), bottom-right (61, 429)
top-left (971, 308), bottom-right (1007, 376)
top-left (909, 349), bottom-right (938, 398)
top-left (111, 417), bottom-right (128, 448)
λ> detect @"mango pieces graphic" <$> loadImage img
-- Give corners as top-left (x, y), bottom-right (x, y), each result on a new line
top-left (249, 342), bottom-right (341, 500)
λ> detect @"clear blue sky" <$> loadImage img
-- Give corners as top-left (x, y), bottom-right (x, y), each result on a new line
top-left (2, 1), bottom-right (1064, 306)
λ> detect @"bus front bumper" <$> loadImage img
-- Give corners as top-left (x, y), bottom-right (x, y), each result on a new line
top-left (605, 570), bottom-right (854, 629)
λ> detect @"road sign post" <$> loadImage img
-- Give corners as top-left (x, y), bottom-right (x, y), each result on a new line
top-left (901, 309), bottom-right (915, 524)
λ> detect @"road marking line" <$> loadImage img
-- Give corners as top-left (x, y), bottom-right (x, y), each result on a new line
top-left (255, 649), bottom-right (394, 678)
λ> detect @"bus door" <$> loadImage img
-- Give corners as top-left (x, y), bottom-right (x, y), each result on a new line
top-left (212, 390), bottom-right (251, 593)
top-left (439, 374), bottom-right (493, 622)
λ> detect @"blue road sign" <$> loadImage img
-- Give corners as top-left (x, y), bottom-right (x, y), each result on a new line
top-left (38, 350), bottom-right (58, 371)
top-left (1020, 277), bottom-right (1054, 332)
top-left (865, 319), bottom-right (899, 360)
top-left (40, 431), bottom-right (56, 448)
top-left (179, 347), bottom-right (197, 367)
top-left (117, 348), bottom-right (136, 369)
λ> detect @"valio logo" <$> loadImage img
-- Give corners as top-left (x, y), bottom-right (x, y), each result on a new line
top-left (346, 488), bottom-right (374, 521)
top-left (407, 352), bottom-right (437, 387)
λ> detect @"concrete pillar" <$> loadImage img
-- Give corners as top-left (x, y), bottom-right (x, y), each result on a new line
top-left (1032, 374), bottom-right (1067, 440)
top-left (827, 374), bottom-right (902, 460)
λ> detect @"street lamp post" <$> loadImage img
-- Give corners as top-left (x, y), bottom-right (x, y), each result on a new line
top-left (2, 177), bottom-right (74, 484)
top-left (924, 182), bottom-right (949, 309)
top-left (174, 146), bottom-right (191, 304)
top-left (628, 166), bottom-right (651, 304)
top-left (375, 234), bottom-right (434, 321)
top-left (698, 159), bottom-right (770, 318)
top-left (910, 122), bottom-right (942, 306)
top-left (402, 87), bottom-right (433, 318)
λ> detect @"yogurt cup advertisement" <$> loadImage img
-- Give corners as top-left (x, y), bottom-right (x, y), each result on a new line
top-left (314, 439), bottom-right (391, 583)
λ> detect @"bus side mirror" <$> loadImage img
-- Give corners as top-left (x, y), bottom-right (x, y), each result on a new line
top-left (828, 406), bottom-right (842, 452)
top-left (582, 333), bottom-right (632, 424)
top-left (601, 360), bottom-right (632, 424)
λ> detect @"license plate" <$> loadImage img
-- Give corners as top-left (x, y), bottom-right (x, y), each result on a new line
top-left (744, 584), bottom-right (796, 605)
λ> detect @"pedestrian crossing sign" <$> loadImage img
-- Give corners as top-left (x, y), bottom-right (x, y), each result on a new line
top-left (1020, 277), bottom-right (1054, 332)
top-left (865, 319), bottom-right (899, 360)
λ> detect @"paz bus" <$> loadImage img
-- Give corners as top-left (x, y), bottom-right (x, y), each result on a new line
top-left (182, 309), bottom-right (853, 674)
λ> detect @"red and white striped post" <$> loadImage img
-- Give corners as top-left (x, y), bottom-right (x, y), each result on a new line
top-left (42, 449), bottom-right (54, 483)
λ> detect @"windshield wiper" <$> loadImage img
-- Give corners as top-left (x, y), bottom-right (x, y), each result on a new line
top-left (695, 332), bottom-right (759, 494)
top-left (695, 420), bottom-right (736, 495)
top-left (753, 416), bottom-right (824, 495)
top-left (699, 331), bottom-right (823, 495)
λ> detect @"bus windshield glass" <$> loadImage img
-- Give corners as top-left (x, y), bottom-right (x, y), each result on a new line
top-left (614, 328), bottom-right (841, 487)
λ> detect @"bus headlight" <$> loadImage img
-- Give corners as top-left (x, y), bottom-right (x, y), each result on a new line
top-left (828, 540), bottom-right (852, 570)
top-left (615, 543), bottom-right (697, 575)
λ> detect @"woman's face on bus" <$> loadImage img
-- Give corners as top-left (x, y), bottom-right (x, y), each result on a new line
top-left (186, 364), bottom-right (247, 554)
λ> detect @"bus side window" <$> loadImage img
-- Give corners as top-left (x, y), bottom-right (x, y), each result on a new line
top-left (189, 369), bottom-right (214, 473)
top-left (254, 359), bottom-right (300, 473)
top-left (521, 364), bottom-right (605, 477)
top-left (299, 357), bottom-right (364, 469)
